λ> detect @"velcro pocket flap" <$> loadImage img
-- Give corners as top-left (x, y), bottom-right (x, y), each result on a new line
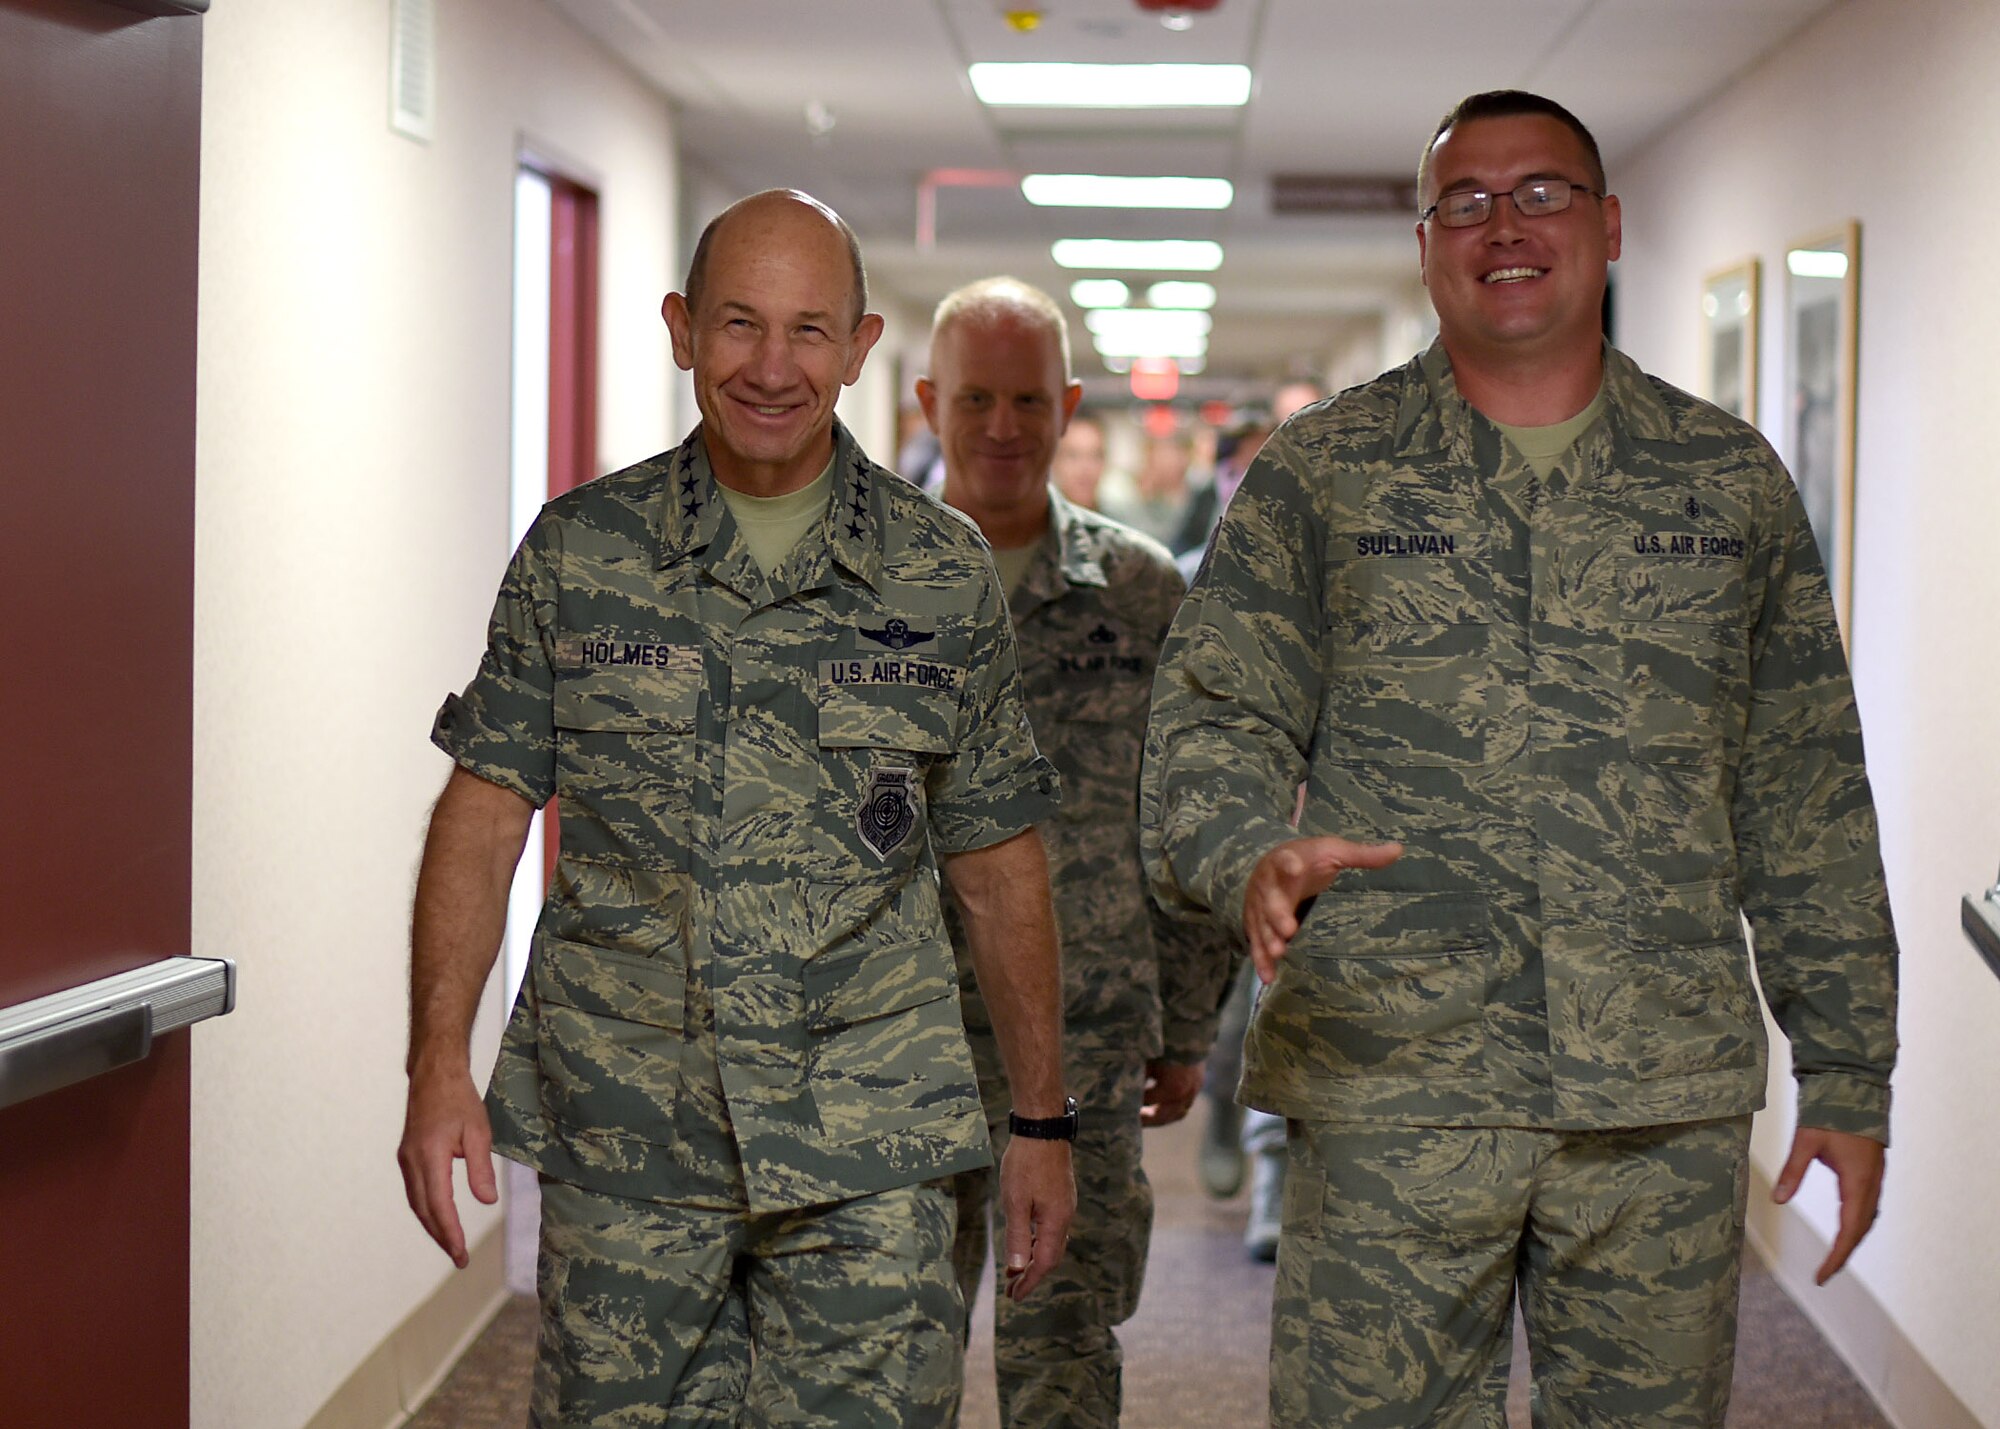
top-left (535, 937), bottom-right (686, 1030)
top-left (818, 682), bottom-right (956, 753)
top-left (804, 936), bottom-right (954, 1031)
top-left (1620, 560), bottom-right (1741, 625)
top-left (1628, 879), bottom-right (1740, 946)
top-left (554, 644), bottom-right (701, 730)
top-left (1302, 891), bottom-right (1493, 960)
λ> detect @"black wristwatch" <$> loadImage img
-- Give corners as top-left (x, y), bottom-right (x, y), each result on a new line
top-left (1007, 1097), bottom-right (1080, 1142)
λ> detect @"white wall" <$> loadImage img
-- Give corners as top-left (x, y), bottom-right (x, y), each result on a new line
top-left (190, 3), bottom-right (678, 1425)
top-left (1614, 0), bottom-right (2000, 1421)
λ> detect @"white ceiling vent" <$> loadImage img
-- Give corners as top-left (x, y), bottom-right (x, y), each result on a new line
top-left (390, 0), bottom-right (436, 143)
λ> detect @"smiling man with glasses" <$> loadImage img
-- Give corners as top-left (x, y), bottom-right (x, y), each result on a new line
top-left (1142, 90), bottom-right (1898, 1426)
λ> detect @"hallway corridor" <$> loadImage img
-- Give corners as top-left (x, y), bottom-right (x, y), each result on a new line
top-left (410, 1114), bottom-right (1889, 1427)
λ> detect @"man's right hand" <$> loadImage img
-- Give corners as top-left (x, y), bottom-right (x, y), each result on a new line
top-left (1243, 836), bottom-right (1403, 982)
top-left (397, 1069), bottom-right (499, 1268)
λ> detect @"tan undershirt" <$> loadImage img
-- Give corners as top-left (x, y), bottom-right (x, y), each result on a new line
top-left (715, 460), bottom-right (834, 575)
top-left (1493, 383), bottom-right (1608, 478)
top-left (991, 541), bottom-right (1040, 601)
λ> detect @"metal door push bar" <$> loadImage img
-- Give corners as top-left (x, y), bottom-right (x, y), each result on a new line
top-left (0, 957), bottom-right (235, 1111)
top-left (1967, 869), bottom-right (2000, 984)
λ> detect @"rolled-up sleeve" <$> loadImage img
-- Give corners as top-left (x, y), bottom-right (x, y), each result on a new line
top-left (431, 516), bottom-right (560, 806)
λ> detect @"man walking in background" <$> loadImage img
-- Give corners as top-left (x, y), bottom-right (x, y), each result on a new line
top-left (399, 191), bottom-right (1074, 1427)
top-left (1143, 93), bottom-right (1897, 1426)
top-left (920, 276), bottom-right (1236, 1428)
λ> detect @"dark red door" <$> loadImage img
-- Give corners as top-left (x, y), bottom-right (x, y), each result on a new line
top-left (0, 2), bottom-right (204, 1423)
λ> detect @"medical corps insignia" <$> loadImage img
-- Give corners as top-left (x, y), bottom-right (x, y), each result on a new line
top-left (857, 765), bottom-right (919, 860)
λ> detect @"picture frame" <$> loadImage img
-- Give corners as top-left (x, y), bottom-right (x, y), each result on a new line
top-left (1784, 221), bottom-right (1860, 643)
top-left (1698, 259), bottom-right (1759, 423)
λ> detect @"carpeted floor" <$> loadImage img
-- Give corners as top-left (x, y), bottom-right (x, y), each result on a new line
top-left (410, 1115), bottom-right (1887, 1428)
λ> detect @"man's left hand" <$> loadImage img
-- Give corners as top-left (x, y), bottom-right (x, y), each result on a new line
top-left (1141, 1059), bottom-right (1204, 1127)
top-left (998, 1134), bottom-right (1075, 1301)
top-left (1772, 1125), bottom-right (1886, 1285)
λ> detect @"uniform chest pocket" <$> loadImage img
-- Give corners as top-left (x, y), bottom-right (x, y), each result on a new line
top-left (1321, 538), bottom-right (1503, 768)
top-left (1319, 619), bottom-right (1502, 768)
top-left (1040, 677), bottom-right (1148, 823)
top-left (552, 657), bottom-right (700, 867)
top-left (1619, 562), bottom-right (1748, 765)
top-left (816, 682), bottom-right (958, 875)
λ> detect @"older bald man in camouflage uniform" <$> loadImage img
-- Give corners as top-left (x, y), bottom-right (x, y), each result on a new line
top-left (399, 191), bottom-right (1074, 1427)
top-left (1143, 92), bottom-right (1898, 1427)
top-left (919, 277), bottom-right (1236, 1428)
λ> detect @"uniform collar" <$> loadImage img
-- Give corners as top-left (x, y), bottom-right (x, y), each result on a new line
top-left (1012, 485), bottom-right (1106, 615)
top-left (1396, 338), bottom-right (1687, 464)
top-left (655, 419), bottom-right (887, 593)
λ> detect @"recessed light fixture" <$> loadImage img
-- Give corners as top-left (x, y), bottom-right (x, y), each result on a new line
top-left (1069, 279), bottom-right (1131, 308)
top-left (1146, 280), bottom-right (1217, 310)
top-left (1022, 174), bottom-right (1233, 210)
top-left (1052, 239), bottom-right (1223, 272)
top-left (969, 62), bottom-right (1252, 108)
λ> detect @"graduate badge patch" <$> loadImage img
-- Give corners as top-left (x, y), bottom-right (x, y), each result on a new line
top-left (858, 766), bottom-right (918, 861)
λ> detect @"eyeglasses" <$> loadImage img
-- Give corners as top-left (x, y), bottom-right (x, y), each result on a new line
top-left (1421, 179), bottom-right (1602, 229)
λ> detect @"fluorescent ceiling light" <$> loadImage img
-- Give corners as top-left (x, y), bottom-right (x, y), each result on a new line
top-left (1069, 279), bottom-right (1131, 308)
top-left (1787, 249), bottom-right (1849, 279)
top-left (970, 63), bottom-right (1252, 108)
top-left (1146, 281), bottom-right (1217, 310)
top-left (1023, 174), bottom-right (1233, 209)
top-left (1085, 308), bottom-right (1212, 357)
top-left (1052, 239), bottom-right (1223, 272)
top-left (1084, 308), bottom-right (1212, 340)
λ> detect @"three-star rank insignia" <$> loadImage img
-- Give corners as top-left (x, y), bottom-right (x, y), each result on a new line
top-left (860, 616), bottom-right (934, 650)
top-left (858, 766), bottom-right (918, 860)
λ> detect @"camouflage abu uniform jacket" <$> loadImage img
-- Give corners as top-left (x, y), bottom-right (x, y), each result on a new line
top-left (434, 420), bottom-right (1061, 1213)
top-left (1141, 343), bottom-right (1897, 1141)
top-left (952, 491), bottom-right (1236, 1113)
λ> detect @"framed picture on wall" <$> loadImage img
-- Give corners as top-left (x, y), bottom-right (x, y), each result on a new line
top-left (1784, 221), bottom-right (1860, 642)
top-left (1699, 259), bottom-right (1759, 423)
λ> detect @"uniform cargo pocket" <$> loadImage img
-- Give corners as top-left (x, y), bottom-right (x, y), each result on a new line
top-left (532, 937), bottom-right (685, 1139)
top-left (1619, 562), bottom-right (1747, 766)
top-left (1320, 621), bottom-right (1503, 768)
top-left (1264, 893), bottom-right (1490, 1079)
top-left (803, 933), bottom-right (968, 1141)
top-left (1617, 880), bottom-right (1759, 1081)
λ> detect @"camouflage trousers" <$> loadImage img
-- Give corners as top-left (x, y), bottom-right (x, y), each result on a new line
top-left (531, 1175), bottom-right (962, 1427)
top-left (949, 1053), bottom-right (1154, 1429)
top-left (1271, 1116), bottom-right (1753, 1429)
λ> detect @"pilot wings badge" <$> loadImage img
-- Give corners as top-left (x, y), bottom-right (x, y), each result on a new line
top-left (858, 766), bottom-right (919, 861)
top-left (859, 617), bottom-right (934, 651)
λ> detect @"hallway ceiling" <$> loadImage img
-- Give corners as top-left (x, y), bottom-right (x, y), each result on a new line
top-left (550, 0), bottom-right (1836, 394)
